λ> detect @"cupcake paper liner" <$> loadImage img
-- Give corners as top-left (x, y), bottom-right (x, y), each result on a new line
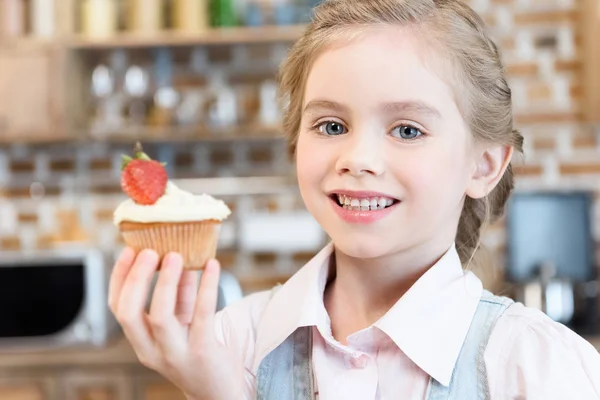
top-left (120, 221), bottom-right (221, 270)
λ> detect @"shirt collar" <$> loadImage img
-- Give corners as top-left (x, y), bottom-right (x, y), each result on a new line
top-left (375, 244), bottom-right (483, 386)
top-left (252, 242), bottom-right (483, 387)
top-left (253, 242), bottom-right (334, 372)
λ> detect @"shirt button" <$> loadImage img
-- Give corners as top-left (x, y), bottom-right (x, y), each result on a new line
top-left (349, 354), bottom-right (369, 369)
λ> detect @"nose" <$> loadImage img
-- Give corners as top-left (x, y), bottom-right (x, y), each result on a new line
top-left (335, 132), bottom-right (385, 177)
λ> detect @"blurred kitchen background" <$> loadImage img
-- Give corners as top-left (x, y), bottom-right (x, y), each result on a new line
top-left (0, 0), bottom-right (598, 399)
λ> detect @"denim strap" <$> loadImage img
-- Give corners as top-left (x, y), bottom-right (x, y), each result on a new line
top-left (426, 290), bottom-right (513, 400)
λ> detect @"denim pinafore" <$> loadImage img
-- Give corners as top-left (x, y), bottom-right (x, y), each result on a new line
top-left (255, 290), bottom-right (513, 400)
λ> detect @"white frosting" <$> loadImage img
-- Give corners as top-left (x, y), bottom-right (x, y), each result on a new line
top-left (114, 181), bottom-right (231, 225)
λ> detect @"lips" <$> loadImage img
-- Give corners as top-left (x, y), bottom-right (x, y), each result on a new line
top-left (327, 190), bottom-right (400, 223)
top-left (334, 194), bottom-right (395, 211)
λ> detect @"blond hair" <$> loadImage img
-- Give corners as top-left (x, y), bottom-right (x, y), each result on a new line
top-left (278, 0), bottom-right (524, 266)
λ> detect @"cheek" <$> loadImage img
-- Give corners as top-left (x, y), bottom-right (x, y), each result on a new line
top-left (295, 134), bottom-right (322, 192)
top-left (397, 144), bottom-right (472, 198)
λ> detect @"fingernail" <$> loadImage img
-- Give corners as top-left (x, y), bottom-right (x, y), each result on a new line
top-left (205, 259), bottom-right (218, 273)
top-left (140, 249), bottom-right (159, 264)
top-left (164, 252), bottom-right (183, 269)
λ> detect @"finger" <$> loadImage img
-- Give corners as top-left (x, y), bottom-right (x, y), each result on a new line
top-left (108, 247), bottom-right (136, 313)
top-left (117, 249), bottom-right (160, 358)
top-left (176, 270), bottom-right (199, 325)
top-left (190, 259), bottom-right (221, 341)
top-left (148, 253), bottom-right (187, 348)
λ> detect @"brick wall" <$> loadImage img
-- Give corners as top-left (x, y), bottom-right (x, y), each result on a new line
top-left (0, 0), bottom-right (595, 294)
top-left (465, 0), bottom-right (600, 291)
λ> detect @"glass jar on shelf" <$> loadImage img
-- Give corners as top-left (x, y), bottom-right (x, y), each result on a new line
top-left (1, 0), bottom-right (25, 38)
top-left (30, 0), bottom-right (56, 38)
top-left (128, 0), bottom-right (163, 34)
top-left (81, 0), bottom-right (119, 38)
top-left (173, 0), bottom-right (210, 33)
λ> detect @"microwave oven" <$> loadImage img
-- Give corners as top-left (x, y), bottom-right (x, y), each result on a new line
top-left (0, 248), bottom-right (119, 350)
top-left (0, 247), bottom-right (245, 350)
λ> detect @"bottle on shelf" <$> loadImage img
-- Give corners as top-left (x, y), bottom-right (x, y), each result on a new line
top-left (259, 79), bottom-right (280, 126)
top-left (175, 47), bottom-right (209, 127)
top-left (243, 1), bottom-right (265, 27)
top-left (210, 0), bottom-right (237, 27)
top-left (273, 0), bottom-right (296, 26)
top-left (148, 48), bottom-right (181, 127)
top-left (124, 64), bottom-right (150, 127)
top-left (89, 50), bottom-right (128, 136)
top-left (206, 70), bottom-right (238, 129)
top-left (90, 63), bottom-right (115, 135)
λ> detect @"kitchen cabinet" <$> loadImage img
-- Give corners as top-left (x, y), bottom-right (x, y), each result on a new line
top-left (0, 339), bottom-right (186, 400)
top-left (0, 44), bottom-right (66, 142)
top-left (62, 370), bottom-right (131, 400)
top-left (140, 383), bottom-right (187, 400)
top-left (135, 372), bottom-right (187, 400)
top-left (0, 388), bottom-right (44, 400)
top-left (0, 374), bottom-right (58, 400)
top-left (0, 371), bottom-right (185, 400)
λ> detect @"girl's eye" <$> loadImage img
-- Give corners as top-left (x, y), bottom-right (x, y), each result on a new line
top-left (318, 121), bottom-right (347, 136)
top-left (391, 125), bottom-right (423, 140)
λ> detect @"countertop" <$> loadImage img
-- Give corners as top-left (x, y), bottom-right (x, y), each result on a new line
top-left (0, 334), bottom-right (598, 369)
top-left (0, 336), bottom-right (140, 369)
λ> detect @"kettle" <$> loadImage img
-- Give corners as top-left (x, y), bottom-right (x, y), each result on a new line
top-left (515, 262), bottom-right (575, 324)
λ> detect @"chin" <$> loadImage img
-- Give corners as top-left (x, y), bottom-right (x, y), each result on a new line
top-left (330, 234), bottom-right (395, 260)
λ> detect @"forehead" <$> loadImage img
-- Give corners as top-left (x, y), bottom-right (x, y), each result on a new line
top-left (304, 26), bottom-right (459, 116)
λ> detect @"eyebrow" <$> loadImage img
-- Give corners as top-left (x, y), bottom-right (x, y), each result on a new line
top-left (382, 101), bottom-right (442, 119)
top-left (303, 100), bottom-right (349, 115)
top-left (303, 99), bottom-right (442, 119)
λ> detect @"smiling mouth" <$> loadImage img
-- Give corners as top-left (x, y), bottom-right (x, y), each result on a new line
top-left (330, 194), bottom-right (399, 211)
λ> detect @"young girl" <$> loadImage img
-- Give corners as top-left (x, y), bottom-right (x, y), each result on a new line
top-left (108, 0), bottom-right (600, 399)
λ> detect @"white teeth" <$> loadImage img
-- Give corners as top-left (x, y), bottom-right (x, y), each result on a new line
top-left (334, 194), bottom-right (396, 211)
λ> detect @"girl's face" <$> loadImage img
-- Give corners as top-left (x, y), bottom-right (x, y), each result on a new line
top-left (296, 27), bottom-right (482, 260)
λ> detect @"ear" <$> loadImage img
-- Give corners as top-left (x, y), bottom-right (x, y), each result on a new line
top-left (466, 145), bottom-right (514, 199)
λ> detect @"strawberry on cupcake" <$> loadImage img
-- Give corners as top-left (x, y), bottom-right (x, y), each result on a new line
top-left (114, 142), bottom-right (231, 270)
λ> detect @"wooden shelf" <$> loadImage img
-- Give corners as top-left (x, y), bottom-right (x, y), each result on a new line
top-left (0, 37), bottom-right (57, 50)
top-left (0, 133), bottom-right (73, 146)
top-left (0, 125), bottom-right (286, 146)
top-left (67, 25), bottom-right (306, 50)
top-left (89, 124), bottom-right (286, 143)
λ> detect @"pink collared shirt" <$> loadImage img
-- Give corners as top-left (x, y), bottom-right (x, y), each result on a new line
top-left (214, 243), bottom-right (600, 399)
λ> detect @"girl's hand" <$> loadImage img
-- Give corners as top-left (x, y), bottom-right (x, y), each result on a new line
top-left (108, 248), bottom-right (245, 400)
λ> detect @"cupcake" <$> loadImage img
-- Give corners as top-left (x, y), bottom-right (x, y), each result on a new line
top-left (114, 142), bottom-right (231, 270)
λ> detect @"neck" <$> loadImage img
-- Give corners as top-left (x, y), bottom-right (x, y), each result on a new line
top-left (323, 240), bottom-right (452, 344)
